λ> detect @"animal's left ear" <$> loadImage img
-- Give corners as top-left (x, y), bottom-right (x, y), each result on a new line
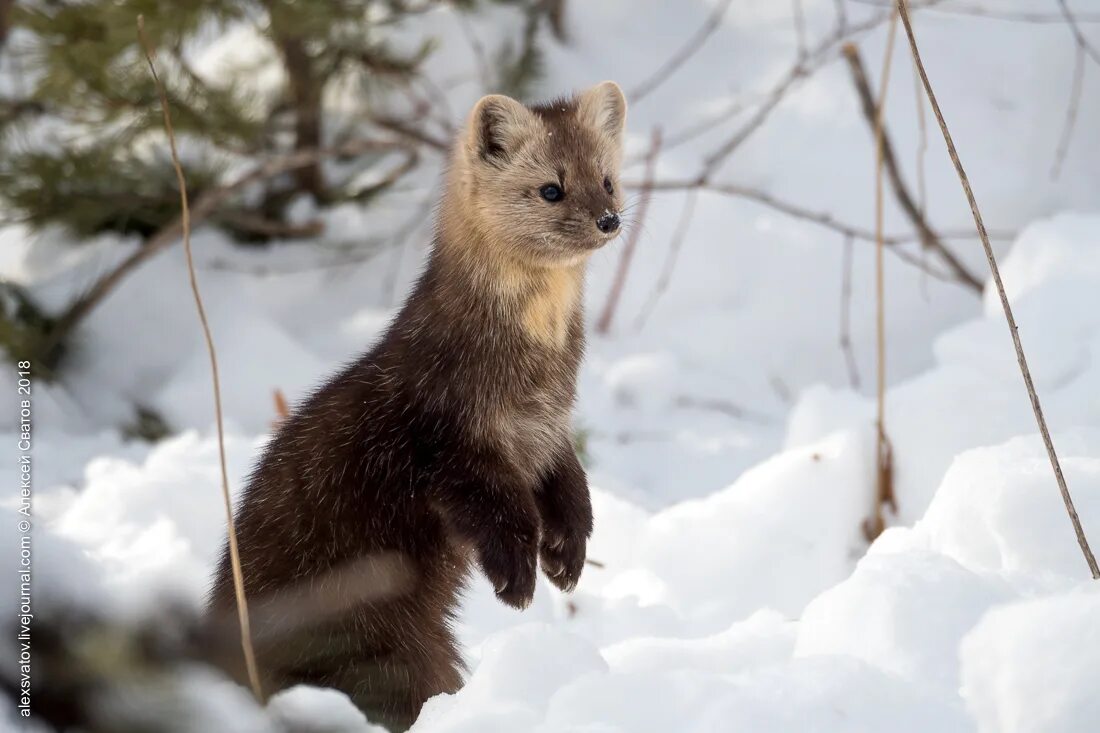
top-left (577, 81), bottom-right (627, 144)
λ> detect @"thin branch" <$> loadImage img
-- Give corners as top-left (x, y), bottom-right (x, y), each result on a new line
top-left (628, 0), bottom-right (735, 103)
top-left (1058, 0), bottom-right (1100, 68)
top-left (867, 9), bottom-right (899, 543)
top-left (1051, 39), bottom-right (1088, 180)
top-left (842, 43), bottom-right (984, 292)
top-left (216, 211), bottom-right (325, 239)
top-left (635, 7), bottom-right (899, 163)
top-left (674, 394), bottom-right (774, 424)
top-left (696, 7), bottom-right (911, 179)
top-left (897, 0), bottom-right (1100, 579)
top-left (596, 128), bottom-right (662, 334)
top-left (911, 50), bottom-right (928, 215)
top-left (838, 234), bottom-right (861, 388)
top-left (634, 190), bottom-right (699, 329)
top-left (632, 178), bottom-right (1003, 287)
top-left (792, 0), bottom-right (809, 61)
top-left (855, 0), bottom-right (1100, 23)
top-left (368, 114), bottom-right (451, 152)
top-left (910, 36), bottom-right (931, 296)
top-left (343, 149), bottom-right (421, 203)
top-left (138, 16), bottom-right (263, 698)
top-left (638, 178), bottom-right (885, 241)
top-left (833, 0), bottom-right (849, 33)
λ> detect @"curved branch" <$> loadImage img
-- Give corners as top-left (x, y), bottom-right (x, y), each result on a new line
top-left (627, 0), bottom-right (734, 103)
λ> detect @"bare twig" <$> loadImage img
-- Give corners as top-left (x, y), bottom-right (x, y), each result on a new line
top-left (842, 43), bottom-right (983, 292)
top-left (792, 0), bottom-right (809, 60)
top-left (631, 177), bottom-right (1002, 287)
top-left (866, 10), bottom-right (899, 543)
top-left (628, 0), bottom-right (735, 102)
top-left (696, 6), bottom-right (915, 179)
top-left (674, 394), bottom-right (773, 424)
top-left (634, 7), bottom-right (901, 164)
top-left (637, 179), bottom-right (887, 242)
top-left (833, 0), bottom-right (849, 33)
top-left (344, 149), bottom-right (421, 202)
top-left (910, 40), bottom-right (931, 296)
top-left (896, 0), bottom-right (1100, 578)
top-left (634, 190), bottom-right (699, 329)
top-left (856, 0), bottom-right (1100, 23)
top-left (1051, 39), bottom-right (1087, 180)
top-left (217, 211), bottom-right (325, 239)
top-left (911, 53), bottom-right (928, 215)
top-left (839, 234), bottom-right (861, 388)
top-left (138, 16), bottom-right (264, 698)
top-left (1057, 0), bottom-right (1100, 66)
top-left (368, 115), bottom-right (450, 152)
top-left (596, 128), bottom-right (662, 334)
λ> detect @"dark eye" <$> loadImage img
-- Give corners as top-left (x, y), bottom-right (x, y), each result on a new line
top-left (539, 184), bottom-right (563, 202)
top-left (603, 176), bottom-right (614, 195)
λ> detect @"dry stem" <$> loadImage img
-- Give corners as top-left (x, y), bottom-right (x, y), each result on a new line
top-left (596, 128), bottom-right (662, 334)
top-left (896, 0), bottom-right (1100, 578)
top-left (138, 15), bottom-right (264, 696)
top-left (867, 10), bottom-right (899, 542)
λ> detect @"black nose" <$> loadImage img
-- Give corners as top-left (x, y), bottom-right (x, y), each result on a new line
top-left (596, 212), bottom-right (620, 234)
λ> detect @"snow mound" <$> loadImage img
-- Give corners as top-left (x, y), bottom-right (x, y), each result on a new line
top-left (604, 430), bottom-right (874, 629)
top-left (915, 431), bottom-right (1100, 587)
top-left (961, 587), bottom-right (1100, 733)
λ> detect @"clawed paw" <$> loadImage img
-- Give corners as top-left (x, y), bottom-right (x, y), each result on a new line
top-left (539, 529), bottom-right (586, 593)
top-left (479, 530), bottom-right (539, 610)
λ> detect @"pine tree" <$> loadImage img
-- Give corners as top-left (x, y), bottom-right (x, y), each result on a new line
top-left (0, 0), bottom-right (563, 242)
top-left (0, 0), bottom-right (567, 373)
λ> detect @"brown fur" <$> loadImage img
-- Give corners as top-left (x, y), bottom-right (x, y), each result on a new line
top-left (207, 83), bottom-right (627, 730)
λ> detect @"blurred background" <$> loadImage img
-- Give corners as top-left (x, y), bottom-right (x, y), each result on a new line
top-left (3, 1), bottom-right (1100, 731)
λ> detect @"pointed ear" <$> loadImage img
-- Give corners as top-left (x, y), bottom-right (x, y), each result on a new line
top-left (576, 81), bottom-right (627, 143)
top-left (466, 94), bottom-right (535, 164)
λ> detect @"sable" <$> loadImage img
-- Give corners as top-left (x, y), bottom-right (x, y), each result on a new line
top-left (208, 82), bottom-right (627, 731)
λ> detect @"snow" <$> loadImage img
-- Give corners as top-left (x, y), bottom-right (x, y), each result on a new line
top-left (960, 588), bottom-right (1100, 733)
top-left (268, 687), bottom-right (388, 733)
top-left (5, 1), bottom-right (1100, 731)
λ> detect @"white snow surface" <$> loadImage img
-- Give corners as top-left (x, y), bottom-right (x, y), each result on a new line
top-left (4, 1), bottom-right (1100, 731)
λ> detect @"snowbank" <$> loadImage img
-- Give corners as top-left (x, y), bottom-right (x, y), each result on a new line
top-left (4, 0), bottom-right (1100, 729)
top-left (7, 208), bottom-right (1100, 729)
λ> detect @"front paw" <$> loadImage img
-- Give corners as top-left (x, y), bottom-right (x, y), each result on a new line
top-left (477, 524), bottom-right (539, 610)
top-left (539, 528), bottom-right (586, 593)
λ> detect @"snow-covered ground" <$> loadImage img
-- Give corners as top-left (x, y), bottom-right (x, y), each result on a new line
top-left (4, 1), bottom-right (1100, 731)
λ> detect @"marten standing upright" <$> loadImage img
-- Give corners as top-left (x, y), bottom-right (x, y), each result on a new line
top-left (209, 81), bottom-right (627, 731)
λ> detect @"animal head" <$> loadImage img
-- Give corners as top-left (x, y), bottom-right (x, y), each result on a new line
top-left (453, 81), bottom-right (628, 267)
